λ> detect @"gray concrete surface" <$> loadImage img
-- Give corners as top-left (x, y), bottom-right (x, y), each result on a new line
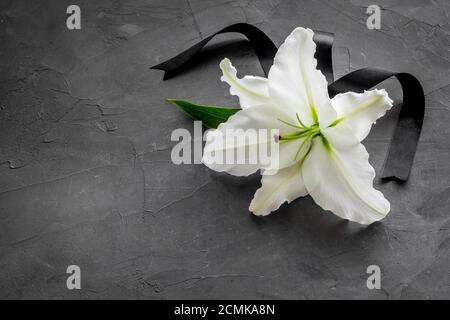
top-left (0, 0), bottom-right (449, 299)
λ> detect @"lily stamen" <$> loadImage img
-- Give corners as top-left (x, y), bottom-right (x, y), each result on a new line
top-left (277, 118), bottom-right (304, 129)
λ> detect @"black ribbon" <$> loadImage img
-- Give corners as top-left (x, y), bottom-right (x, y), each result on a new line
top-left (151, 23), bottom-right (425, 182)
top-left (151, 23), bottom-right (277, 81)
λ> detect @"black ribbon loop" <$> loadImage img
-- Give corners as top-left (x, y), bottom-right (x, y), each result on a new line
top-left (151, 23), bottom-right (276, 80)
top-left (151, 23), bottom-right (335, 83)
top-left (151, 23), bottom-right (425, 182)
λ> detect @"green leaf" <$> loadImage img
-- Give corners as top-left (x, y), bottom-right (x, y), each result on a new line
top-left (167, 98), bottom-right (240, 129)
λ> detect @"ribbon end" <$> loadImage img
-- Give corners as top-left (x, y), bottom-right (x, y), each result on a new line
top-left (380, 175), bottom-right (407, 184)
top-left (149, 64), bottom-right (170, 81)
top-left (380, 156), bottom-right (411, 183)
top-left (149, 64), bottom-right (163, 71)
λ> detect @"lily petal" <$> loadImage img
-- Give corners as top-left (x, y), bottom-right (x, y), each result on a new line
top-left (330, 89), bottom-right (394, 141)
top-left (203, 103), bottom-right (308, 176)
top-left (268, 27), bottom-right (330, 126)
top-left (302, 125), bottom-right (390, 224)
top-left (317, 99), bottom-right (338, 130)
top-left (220, 58), bottom-right (270, 109)
top-left (250, 163), bottom-right (308, 215)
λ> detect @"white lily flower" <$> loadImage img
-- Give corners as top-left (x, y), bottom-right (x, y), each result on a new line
top-left (202, 27), bottom-right (394, 225)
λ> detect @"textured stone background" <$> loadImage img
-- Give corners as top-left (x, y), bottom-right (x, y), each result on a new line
top-left (0, 0), bottom-right (449, 299)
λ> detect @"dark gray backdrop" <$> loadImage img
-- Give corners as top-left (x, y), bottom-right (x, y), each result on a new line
top-left (0, 0), bottom-right (449, 299)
